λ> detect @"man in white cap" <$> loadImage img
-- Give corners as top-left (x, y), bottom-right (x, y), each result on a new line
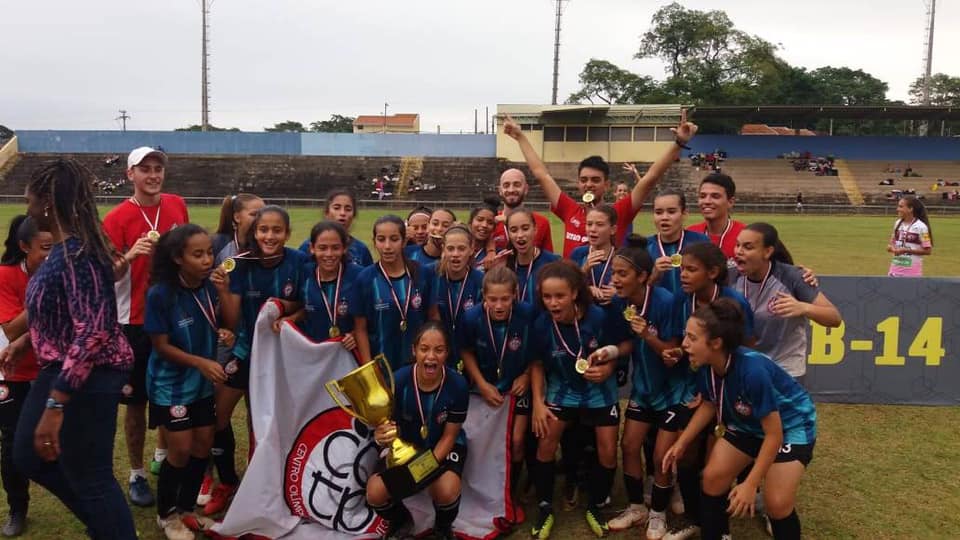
top-left (103, 147), bottom-right (189, 507)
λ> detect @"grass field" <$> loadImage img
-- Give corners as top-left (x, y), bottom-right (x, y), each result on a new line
top-left (2, 204), bottom-right (958, 539)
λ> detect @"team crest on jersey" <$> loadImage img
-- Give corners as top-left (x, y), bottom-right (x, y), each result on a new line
top-left (734, 398), bottom-right (752, 417)
top-left (122, 384), bottom-right (134, 397)
top-left (0, 385), bottom-right (9, 401)
top-left (648, 325), bottom-right (659, 338)
top-left (588, 337), bottom-right (599, 349)
top-left (337, 300), bottom-right (349, 317)
top-left (225, 359), bottom-right (239, 375)
top-left (283, 282), bottom-right (295, 298)
top-left (463, 298), bottom-right (475, 311)
top-left (411, 292), bottom-right (423, 309)
top-left (436, 410), bottom-right (447, 424)
top-left (508, 335), bottom-right (522, 352)
top-left (169, 405), bottom-right (188, 419)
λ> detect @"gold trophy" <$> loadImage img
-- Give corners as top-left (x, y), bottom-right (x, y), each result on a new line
top-left (326, 355), bottom-right (440, 496)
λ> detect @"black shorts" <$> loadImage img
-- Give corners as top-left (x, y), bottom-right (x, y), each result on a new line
top-left (546, 402), bottom-right (620, 427)
top-left (513, 394), bottom-right (531, 416)
top-left (148, 396), bottom-right (216, 432)
top-left (0, 381), bottom-right (30, 428)
top-left (222, 356), bottom-right (250, 391)
top-left (723, 430), bottom-right (815, 467)
top-left (625, 403), bottom-right (691, 432)
top-left (120, 325), bottom-right (150, 405)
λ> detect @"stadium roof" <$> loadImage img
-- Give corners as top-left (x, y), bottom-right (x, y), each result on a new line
top-left (692, 105), bottom-right (960, 121)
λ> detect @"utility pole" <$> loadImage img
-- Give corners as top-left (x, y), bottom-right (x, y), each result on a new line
top-left (921, 0), bottom-right (936, 105)
top-left (383, 102), bottom-right (389, 133)
top-left (551, 0), bottom-right (566, 105)
top-left (201, 0), bottom-right (211, 132)
top-left (116, 110), bottom-right (130, 132)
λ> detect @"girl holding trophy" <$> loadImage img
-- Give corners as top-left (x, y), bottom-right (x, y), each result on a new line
top-left (366, 321), bottom-right (469, 540)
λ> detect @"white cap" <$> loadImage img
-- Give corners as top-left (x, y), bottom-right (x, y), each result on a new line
top-left (127, 147), bottom-right (168, 169)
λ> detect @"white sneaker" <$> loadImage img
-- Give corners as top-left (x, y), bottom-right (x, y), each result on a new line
top-left (607, 504), bottom-right (648, 531)
top-left (157, 514), bottom-right (195, 540)
top-left (670, 484), bottom-right (685, 514)
top-left (646, 510), bottom-right (667, 539)
top-left (643, 475), bottom-right (653, 507)
top-left (663, 521), bottom-right (700, 540)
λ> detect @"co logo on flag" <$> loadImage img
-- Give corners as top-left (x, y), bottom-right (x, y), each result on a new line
top-left (447, 451), bottom-right (460, 463)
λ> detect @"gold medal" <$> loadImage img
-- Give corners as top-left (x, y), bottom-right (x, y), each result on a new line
top-left (623, 304), bottom-right (637, 322)
top-left (581, 192), bottom-right (595, 204)
top-left (575, 357), bottom-right (590, 374)
top-left (328, 326), bottom-right (340, 338)
top-left (221, 258), bottom-right (237, 273)
top-left (670, 253), bottom-right (683, 267)
top-left (420, 425), bottom-right (428, 439)
top-left (714, 423), bottom-right (726, 438)
top-left (400, 320), bottom-right (408, 332)
top-left (147, 230), bottom-right (160, 242)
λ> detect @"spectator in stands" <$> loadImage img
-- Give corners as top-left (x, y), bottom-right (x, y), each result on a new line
top-left (879, 178), bottom-right (895, 186)
top-left (490, 169), bottom-right (553, 253)
top-left (795, 192), bottom-right (803, 213)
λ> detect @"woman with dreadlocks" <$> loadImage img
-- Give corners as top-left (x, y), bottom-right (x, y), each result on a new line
top-left (7, 159), bottom-right (137, 538)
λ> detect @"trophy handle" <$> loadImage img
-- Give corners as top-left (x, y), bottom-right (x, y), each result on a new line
top-left (373, 354), bottom-right (395, 394)
top-left (325, 380), bottom-right (363, 422)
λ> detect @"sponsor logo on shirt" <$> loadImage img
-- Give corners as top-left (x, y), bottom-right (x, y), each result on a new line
top-left (373, 301), bottom-right (390, 311)
top-left (570, 217), bottom-right (581, 228)
top-left (177, 317), bottom-right (194, 329)
top-left (565, 232), bottom-right (584, 242)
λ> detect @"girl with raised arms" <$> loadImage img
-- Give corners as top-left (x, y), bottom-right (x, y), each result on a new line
top-left (663, 299), bottom-right (817, 540)
top-left (366, 322), bottom-right (469, 540)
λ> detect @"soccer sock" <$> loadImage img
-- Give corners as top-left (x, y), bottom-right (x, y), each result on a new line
top-left (154, 448), bottom-right (168, 463)
top-left (212, 425), bottom-right (239, 486)
top-left (129, 468), bottom-right (147, 482)
top-left (371, 500), bottom-right (411, 527)
top-left (651, 483), bottom-right (673, 513)
top-left (589, 464), bottom-right (615, 508)
top-left (177, 455), bottom-right (209, 513)
top-left (623, 473), bottom-right (645, 505)
top-left (769, 510), bottom-right (802, 540)
top-left (700, 491), bottom-right (730, 540)
top-left (678, 465), bottom-right (702, 524)
top-left (510, 460), bottom-right (523, 494)
top-left (560, 427), bottom-right (582, 482)
top-left (434, 496), bottom-right (461, 530)
top-left (643, 427), bottom-right (657, 478)
top-left (533, 459), bottom-right (556, 508)
top-left (157, 460), bottom-right (184, 519)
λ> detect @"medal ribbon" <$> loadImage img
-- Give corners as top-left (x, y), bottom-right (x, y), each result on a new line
top-left (637, 285), bottom-right (652, 319)
top-left (317, 263), bottom-right (343, 329)
top-left (445, 272), bottom-right (469, 327)
top-left (378, 262), bottom-right (412, 328)
top-left (710, 354), bottom-right (732, 431)
top-left (551, 314), bottom-right (583, 367)
top-left (413, 363), bottom-right (446, 440)
top-left (485, 307), bottom-right (513, 378)
top-left (743, 261), bottom-right (772, 312)
top-left (130, 197), bottom-right (161, 233)
top-left (591, 248), bottom-right (614, 287)
top-left (179, 275), bottom-right (218, 331)
top-left (657, 230), bottom-right (685, 258)
top-left (514, 248), bottom-right (539, 301)
top-left (690, 283), bottom-right (720, 314)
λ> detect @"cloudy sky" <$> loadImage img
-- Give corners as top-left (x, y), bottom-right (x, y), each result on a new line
top-left (2, 0), bottom-right (957, 132)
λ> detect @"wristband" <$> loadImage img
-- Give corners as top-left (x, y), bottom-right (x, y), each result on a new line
top-left (675, 139), bottom-right (691, 150)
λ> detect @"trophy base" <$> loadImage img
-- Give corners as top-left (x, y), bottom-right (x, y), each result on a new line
top-left (381, 448), bottom-right (441, 499)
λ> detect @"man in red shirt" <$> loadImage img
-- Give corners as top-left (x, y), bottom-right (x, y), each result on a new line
top-left (103, 147), bottom-right (189, 507)
top-left (686, 173), bottom-right (746, 264)
top-left (491, 168), bottom-right (554, 252)
top-left (503, 114), bottom-right (698, 257)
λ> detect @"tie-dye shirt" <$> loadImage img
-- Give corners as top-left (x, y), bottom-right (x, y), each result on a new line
top-left (26, 237), bottom-right (133, 393)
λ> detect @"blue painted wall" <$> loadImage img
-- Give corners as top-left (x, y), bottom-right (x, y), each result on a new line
top-left (15, 130), bottom-right (302, 155)
top-left (689, 135), bottom-right (960, 160)
top-left (299, 133), bottom-right (494, 157)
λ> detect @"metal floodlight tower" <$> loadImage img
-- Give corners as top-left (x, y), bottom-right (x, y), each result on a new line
top-left (201, 0), bottom-right (212, 131)
top-left (920, 0), bottom-right (936, 106)
top-left (551, 0), bottom-right (567, 105)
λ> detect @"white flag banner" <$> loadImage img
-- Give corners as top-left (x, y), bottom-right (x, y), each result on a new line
top-left (214, 302), bottom-right (514, 540)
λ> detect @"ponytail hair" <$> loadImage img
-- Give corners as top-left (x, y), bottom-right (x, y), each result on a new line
top-left (215, 193), bottom-right (263, 236)
top-left (373, 214), bottom-right (419, 280)
top-left (691, 297), bottom-right (745, 354)
top-left (151, 224), bottom-right (209, 288)
top-left (536, 260), bottom-right (592, 319)
top-left (745, 222), bottom-right (794, 265)
top-left (615, 234), bottom-right (653, 276)
top-left (1, 215), bottom-right (38, 266)
top-left (681, 242), bottom-right (727, 285)
top-left (469, 195), bottom-right (500, 223)
top-left (897, 195), bottom-right (933, 245)
top-left (482, 265), bottom-right (519, 296)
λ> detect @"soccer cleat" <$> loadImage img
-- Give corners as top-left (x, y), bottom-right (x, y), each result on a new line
top-left (1, 512), bottom-right (25, 537)
top-left (646, 510), bottom-right (667, 540)
top-left (150, 458), bottom-right (162, 476)
top-left (584, 507), bottom-right (608, 538)
top-left (129, 476), bottom-right (155, 507)
top-left (196, 474), bottom-right (215, 506)
top-left (662, 518), bottom-right (700, 540)
top-left (670, 485), bottom-right (685, 515)
top-left (156, 514), bottom-right (194, 540)
top-left (431, 526), bottom-right (456, 540)
top-left (530, 506), bottom-right (555, 540)
top-left (562, 482), bottom-right (579, 510)
top-left (202, 483), bottom-right (236, 516)
top-left (180, 513), bottom-right (216, 533)
top-left (607, 504), bottom-right (648, 531)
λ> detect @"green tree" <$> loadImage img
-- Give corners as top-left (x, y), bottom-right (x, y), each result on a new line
top-left (908, 73), bottom-right (960, 106)
top-left (265, 121), bottom-right (307, 132)
top-left (566, 59), bottom-right (667, 104)
top-left (809, 67), bottom-right (888, 106)
top-left (309, 114), bottom-right (356, 133)
top-left (175, 124), bottom-right (240, 132)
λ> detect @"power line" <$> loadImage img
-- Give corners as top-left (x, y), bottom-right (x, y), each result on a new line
top-left (116, 109), bottom-right (130, 132)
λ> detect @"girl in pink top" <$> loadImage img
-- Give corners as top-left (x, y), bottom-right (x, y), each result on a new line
top-left (887, 195), bottom-right (933, 277)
